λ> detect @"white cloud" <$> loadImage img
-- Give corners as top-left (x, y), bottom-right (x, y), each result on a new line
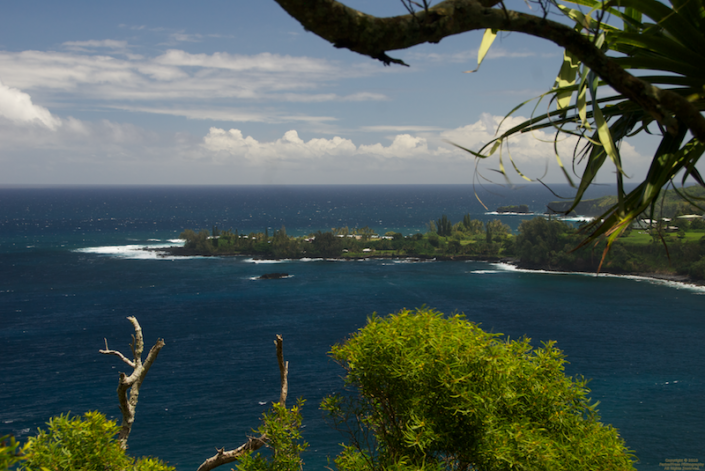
top-left (202, 127), bottom-right (458, 164)
top-left (203, 128), bottom-right (357, 162)
top-left (439, 113), bottom-right (656, 182)
top-left (0, 81), bottom-right (61, 129)
top-left (199, 116), bottom-right (585, 169)
top-left (358, 134), bottom-right (432, 158)
top-left (439, 113), bottom-right (573, 179)
top-left (0, 49), bottom-right (382, 110)
top-left (154, 49), bottom-right (332, 74)
top-left (0, 108), bottom-right (651, 185)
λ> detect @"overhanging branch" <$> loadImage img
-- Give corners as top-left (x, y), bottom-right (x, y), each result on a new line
top-left (273, 0), bottom-right (705, 144)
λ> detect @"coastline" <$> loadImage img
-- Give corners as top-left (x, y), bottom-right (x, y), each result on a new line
top-left (150, 246), bottom-right (705, 291)
top-left (501, 260), bottom-right (705, 290)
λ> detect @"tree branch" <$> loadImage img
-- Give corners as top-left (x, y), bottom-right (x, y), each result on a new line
top-left (273, 0), bottom-right (705, 143)
top-left (196, 335), bottom-right (290, 471)
top-left (195, 437), bottom-right (267, 471)
top-left (100, 338), bottom-right (135, 368)
top-left (276, 334), bottom-right (288, 405)
top-left (100, 316), bottom-right (165, 449)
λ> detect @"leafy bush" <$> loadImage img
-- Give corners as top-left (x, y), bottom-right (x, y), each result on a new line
top-left (323, 308), bottom-right (636, 471)
top-left (20, 412), bottom-right (173, 471)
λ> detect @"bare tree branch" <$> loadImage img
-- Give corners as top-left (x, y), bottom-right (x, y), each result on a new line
top-left (100, 338), bottom-right (135, 368)
top-left (195, 437), bottom-right (267, 471)
top-left (276, 334), bottom-right (288, 405)
top-left (100, 316), bottom-right (165, 449)
top-left (272, 0), bottom-right (705, 143)
top-left (196, 335), bottom-right (290, 471)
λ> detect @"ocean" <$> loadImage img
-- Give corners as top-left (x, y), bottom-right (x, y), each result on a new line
top-left (1, 184), bottom-right (703, 470)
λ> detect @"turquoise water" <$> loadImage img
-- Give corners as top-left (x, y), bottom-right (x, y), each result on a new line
top-left (1, 185), bottom-right (703, 470)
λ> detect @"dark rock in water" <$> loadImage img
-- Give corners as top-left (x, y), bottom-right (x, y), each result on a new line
top-left (259, 272), bottom-right (289, 279)
top-left (496, 204), bottom-right (530, 213)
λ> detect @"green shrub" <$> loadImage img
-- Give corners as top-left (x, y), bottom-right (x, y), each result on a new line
top-left (323, 308), bottom-right (636, 471)
top-left (20, 412), bottom-right (173, 471)
top-left (236, 400), bottom-right (308, 471)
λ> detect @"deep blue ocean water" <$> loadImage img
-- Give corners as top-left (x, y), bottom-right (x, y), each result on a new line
top-left (1, 184), bottom-right (703, 470)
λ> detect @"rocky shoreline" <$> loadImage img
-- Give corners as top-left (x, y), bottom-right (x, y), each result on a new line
top-left (149, 246), bottom-right (704, 288)
top-left (512, 261), bottom-right (704, 288)
top-left (150, 245), bottom-right (511, 263)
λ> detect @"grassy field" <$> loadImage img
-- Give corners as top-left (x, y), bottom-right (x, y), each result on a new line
top-left (621, 229), bottom-right (705, 245)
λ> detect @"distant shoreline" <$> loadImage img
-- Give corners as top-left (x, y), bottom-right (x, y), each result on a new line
top-left (150, 245), bottom-right (510, 263)
top-left (150, 246), bottom-right (705, 289)
top-left (502, 260), bottom-right (705, 290)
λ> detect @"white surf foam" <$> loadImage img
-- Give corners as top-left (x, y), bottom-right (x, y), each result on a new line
top-left (485, 211), bottom-right (542, 216)
top-left (489, 262), bottom-right (705, 293)
top-left (243, 258), bottom-right (288, 264)
top-left (248, 274), bottom-right (294, 280)
top-left (74, 241), bottom-right (191, 260)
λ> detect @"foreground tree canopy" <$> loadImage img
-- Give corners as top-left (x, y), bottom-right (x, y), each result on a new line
top-left (273, 0), bottom-right (705, 259)
top-left (323, 308), bottom-right (636, 470)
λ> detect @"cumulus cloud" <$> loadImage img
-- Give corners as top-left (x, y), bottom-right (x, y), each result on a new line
top-left (203, 128), bottom-right (357, 162)
top-left (200, 116), bottom-right (578, 168)
top-left (439, 113), bottom-right (657, 182)
top-left (0, 81), bottom-right (61, 129)
top-left (358, 134), bottom-right (433, 158)
top-left (206, 114), bottom-right (639, 182)
top-left (201, 127), bottom-right (459, 165)
top-left (438, 113), bottom-right (576, 179)
top-left (0, 101), bottom-right (650, 185)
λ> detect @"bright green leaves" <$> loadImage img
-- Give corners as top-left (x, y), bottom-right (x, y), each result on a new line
top-left (18, 412), bottom-right (174, 471)
top-left (237, 400), bottom-right (309, 471)
top-left (555, 50), bottom-right (580, 110)
top-left (0, 435), bottom-right (26, 471)
top-left (325, 308), bottom-right (636, 471)
top-left (588, 72), bottom-right (624, 177)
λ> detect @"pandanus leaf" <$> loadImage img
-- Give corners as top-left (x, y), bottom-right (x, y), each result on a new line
top-left (465, 28), bottom-right (497, 73)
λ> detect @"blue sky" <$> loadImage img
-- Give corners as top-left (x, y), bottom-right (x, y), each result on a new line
top-left (0, 0), bottom-right (665, 185)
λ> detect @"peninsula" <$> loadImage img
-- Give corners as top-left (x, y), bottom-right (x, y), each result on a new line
top-left (163, 209), bottom-right (705, 284)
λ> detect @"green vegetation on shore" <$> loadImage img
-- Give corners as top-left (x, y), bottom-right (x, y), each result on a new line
top-left (175, 213), bottom-right (705, 282)
top-left (548, 186), bottom-right (705, 219)
top-left (177, 216), bottom-right (513, 260)
top-left (515, 217), bottom-right (705, 280)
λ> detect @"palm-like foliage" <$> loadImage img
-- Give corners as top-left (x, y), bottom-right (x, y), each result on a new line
top-left (466, 0), bottom-right (705, 268)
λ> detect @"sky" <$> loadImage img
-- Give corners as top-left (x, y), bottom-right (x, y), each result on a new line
top-left (0, 0), bottom-right (672, 186)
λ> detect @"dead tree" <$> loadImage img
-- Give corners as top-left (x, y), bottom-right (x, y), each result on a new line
top-left (196, 334), bottom-right (289, 471)
top-left (100, 316), bottom-right (165, 449)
